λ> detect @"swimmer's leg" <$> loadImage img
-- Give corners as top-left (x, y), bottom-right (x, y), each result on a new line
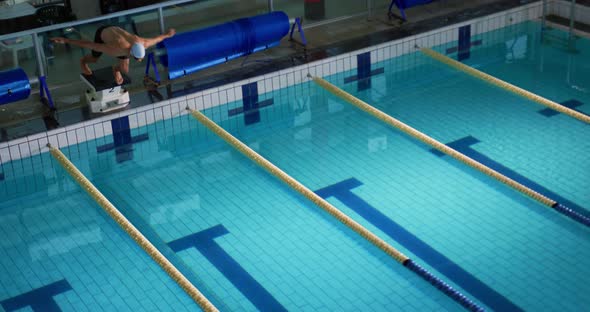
top-left (80, 51), bottom-right (101, 75)
top-left (112, 58), bottom-right (129, 85)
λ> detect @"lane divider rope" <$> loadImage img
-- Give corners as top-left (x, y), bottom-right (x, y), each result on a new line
top-left (47, 144), bottom-right (219, 312)
top-left (187, 108), bottom-right (484, 312)
top-left (420, 47), bottom-right (590, 124)
top-left (309, 75), bottom-right (590, 228)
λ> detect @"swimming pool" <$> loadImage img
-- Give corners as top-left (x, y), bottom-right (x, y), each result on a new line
top-left (1, 10), bottom-right (589, 312)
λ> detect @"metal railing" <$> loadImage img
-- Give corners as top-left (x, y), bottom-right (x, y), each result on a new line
top-left (0, 0), bottom-right (378, 86)
top-left (0, 0), bottom-right (203, 41)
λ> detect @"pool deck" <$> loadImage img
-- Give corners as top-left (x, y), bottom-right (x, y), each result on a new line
top-left (0, 0), bottom-right (565, 143)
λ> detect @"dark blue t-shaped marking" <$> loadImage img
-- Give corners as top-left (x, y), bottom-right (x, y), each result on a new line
top-left (458, 25), bottom-right (472, 61)
top-left (168, 224), bottom-right (286, 312)
top-left (96, 116), bottom-right (149, 163)
top-left (344, 52), bottom-right (385, 92)
top-left (315, 178), bottom-right (522, 312)
top-left (1, 279), bottom-right (72, 312)
top-left (431, 136), bottom-right (588, 215)
top-left (539, 99), bottom-right (586, 117)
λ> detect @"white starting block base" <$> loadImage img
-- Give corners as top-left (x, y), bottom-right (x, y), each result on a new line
top-left (80, 68), bottom-right (131, 113)
top-left (84, 86), bottom-right (130, 113)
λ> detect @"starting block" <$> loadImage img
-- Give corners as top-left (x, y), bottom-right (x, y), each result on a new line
top-left (81, 67), bottom-right (131, 113)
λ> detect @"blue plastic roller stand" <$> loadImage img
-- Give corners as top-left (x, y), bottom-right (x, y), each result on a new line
top-left (158, 11), bottom-right (290, 80)
top-left (390, 0), bottom-right (434, 20)
top-left (0, 68), bottom-right (31, 105)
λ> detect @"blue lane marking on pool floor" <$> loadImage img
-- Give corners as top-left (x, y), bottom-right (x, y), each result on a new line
top-left (431, 136), bottom-right (589, 215)
top-left (242, 82), bottom-right (262, 125)
top-left (96, 134), bottom-right (149, 153)
top-left (344, 52), bottom-right (385, 92)
top-left (0, 279), bottom-right (72, 312)
top-left (315, 178), bottom-right (522, 312)
top-left (539, 99), bottom-right (586, 117)
top-left (168, 224), bottom-right (287, 312)
top-left (96, 116), bottom-right (149, 163)
top-left (458, 25), bottom-right (472, 61)
top-left (228, 99), bottom-right (274, 117)
top-left (95, 185), bottom-right (217, 304)
top-left (446, 39), bottom-right (483, 54)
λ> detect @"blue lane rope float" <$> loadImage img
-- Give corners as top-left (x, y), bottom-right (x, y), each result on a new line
top-left (420, 47), bottom-right (590, 124)
top-left (552, 203), bottom-right (590, 227)
top-left (309, 75), bottom-right (590, 229)
top-left (187, 108), bottom-right (484, 312)
top-left (404, 260), bottom-right (483, 312)
top-left (47, 144), bottom-right (219, 312)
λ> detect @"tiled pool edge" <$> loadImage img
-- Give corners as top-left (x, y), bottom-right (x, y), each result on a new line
top-left (0, 0), bottom-right (549, 166)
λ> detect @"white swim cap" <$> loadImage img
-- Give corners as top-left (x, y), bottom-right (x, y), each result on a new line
top-left (131, 43), bottom-right (145, 59)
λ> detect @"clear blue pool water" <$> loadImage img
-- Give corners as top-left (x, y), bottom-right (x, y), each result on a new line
top-left (0, 20), bottom-right (588, 311)
top-left (0, 159), bottom-right (200, 311)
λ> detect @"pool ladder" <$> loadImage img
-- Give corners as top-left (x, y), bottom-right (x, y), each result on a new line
top-left (541, 0), bottom-right (578, 51)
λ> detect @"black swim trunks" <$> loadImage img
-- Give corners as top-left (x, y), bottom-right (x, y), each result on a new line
top-left (92, 25), bottom-right (129, 60)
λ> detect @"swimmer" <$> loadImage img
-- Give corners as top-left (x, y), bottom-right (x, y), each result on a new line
top-left (51, 27), bottom-right (176, 85)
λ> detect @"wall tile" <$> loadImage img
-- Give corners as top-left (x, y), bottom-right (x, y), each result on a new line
top-left (18, 143), bottom-right (30, 160)
top-left (75, 128), bottom-right (87, 144)
top-left (0, 147), bottom-right (9, 165)
top-left (102, 121), bottom-right (113, 136)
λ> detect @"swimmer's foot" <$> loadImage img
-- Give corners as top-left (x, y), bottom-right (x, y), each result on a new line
top-left (80, 60), bottom-right (92, 76)
top-left (113, 68), bottom-right (124, 85)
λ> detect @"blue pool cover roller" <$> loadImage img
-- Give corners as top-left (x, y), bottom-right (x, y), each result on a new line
top-left (396, 0), bottom-right (434, 9)
top-left (0, 68), bottom-right (30, 105)
top-left (159, 11), bottom-right (290, 80)
top-left (391, 0), bottom-right (434, 20)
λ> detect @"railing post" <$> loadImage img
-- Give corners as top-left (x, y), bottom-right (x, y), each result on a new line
top-left (541, 0), bottom-right (547, 30)
top-left (567, 0), bottom-right (576, 50)
top-left (158, 7), bottom-right (165, 34)
top-left (367, 0), bottom-right (374, 20)
top-left (568, 0), bottom-right (576, 38)
top-left (32, 33), bottom-right (45, 78)
top-left (268, 0), bottom-right (273, 12)
top-left (32, 32), bottom-right (54, 109)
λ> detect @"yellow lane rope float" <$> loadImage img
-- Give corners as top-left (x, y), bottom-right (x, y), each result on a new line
top-left (309, 75), bottom-right (557, 208)
top-left (187, 108), bottom-right (484, 311)
top-left (188, 108), bottom-right (408, 263)
top-left (420, 47), bottom-right (590, 124)
top-left (47, 144), bottom-right (219, 312)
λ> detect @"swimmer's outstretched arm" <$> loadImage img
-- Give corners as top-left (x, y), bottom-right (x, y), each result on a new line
top-left (141, 28), bottom-right (176, 48)
top-left (50, 37), bottom-right (119, 55)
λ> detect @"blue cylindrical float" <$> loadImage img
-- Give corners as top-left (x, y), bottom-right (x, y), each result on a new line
top-left (0, 68), bottom-right (31, 105)
top-left (397, 0), bottom-right (434, 9)
top-left (159, 11), bottom-right (290, 80)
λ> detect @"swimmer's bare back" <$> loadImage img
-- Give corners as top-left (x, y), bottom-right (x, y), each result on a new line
top-left (98, 27), bottom-right (138, 57)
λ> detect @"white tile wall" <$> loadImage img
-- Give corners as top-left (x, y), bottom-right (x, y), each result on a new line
top-left (0, 1), bottom-right (548, 165)
top-left (550, 0), bottom-right (590, 25)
